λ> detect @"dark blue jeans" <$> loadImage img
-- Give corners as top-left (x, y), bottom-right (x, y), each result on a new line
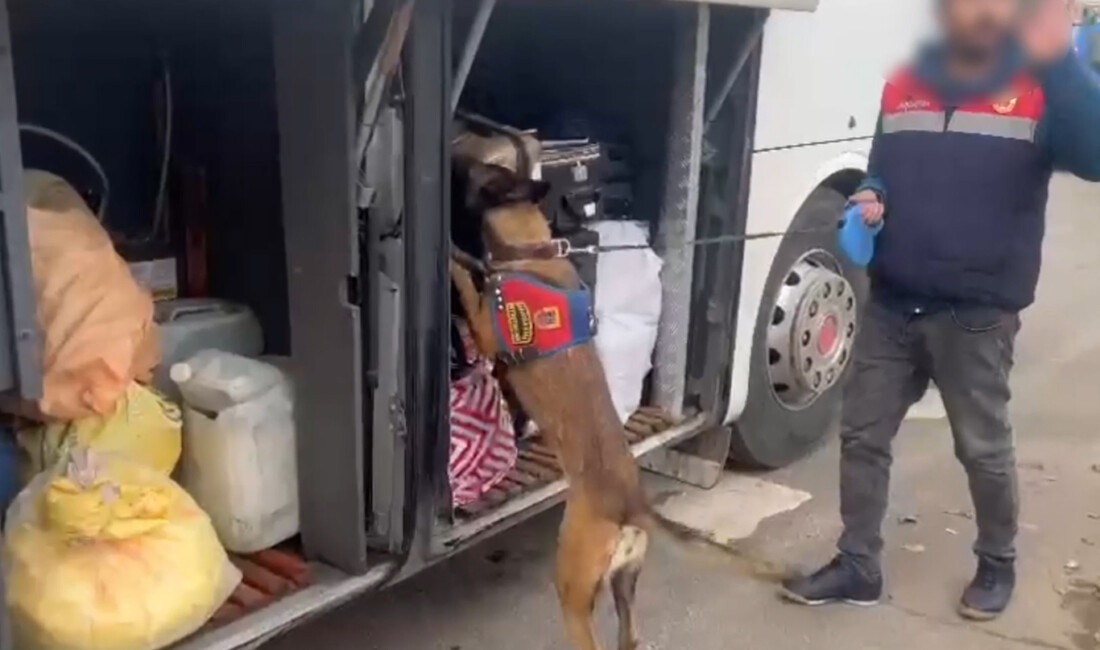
top-left (838, 299), bottom-right (1020, 576)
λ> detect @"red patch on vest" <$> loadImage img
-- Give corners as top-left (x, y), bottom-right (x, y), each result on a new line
top-left (881, 67), bottom-right (1045, 120)
top-left (491, 274), bottom-right (591, 359)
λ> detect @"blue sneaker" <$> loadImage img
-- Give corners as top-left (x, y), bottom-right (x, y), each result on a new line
top-left (780, 556), bottom-right (882, 607)
top-left (958, 557), bottom-right (1015, 621)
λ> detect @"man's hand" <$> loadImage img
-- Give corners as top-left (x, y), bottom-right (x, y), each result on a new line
top-left (850, 189), bottom-right (885, 226)
top-left (1020, 0), bottom-right (1076, 66)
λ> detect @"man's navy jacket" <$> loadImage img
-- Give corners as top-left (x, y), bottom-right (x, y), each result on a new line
top-left (859, 45), bottom-right (1100, 312)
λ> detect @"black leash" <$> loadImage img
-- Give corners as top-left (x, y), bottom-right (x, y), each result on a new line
top-left (451, 223), bottom-right (843, 274)
top-left (551, 224), bottom-right (840, 257)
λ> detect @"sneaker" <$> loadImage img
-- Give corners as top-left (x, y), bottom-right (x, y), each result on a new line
top-left (780, 556), bottom-right (883, 607)
top-left (958, 557), bottom-right (1015, 621)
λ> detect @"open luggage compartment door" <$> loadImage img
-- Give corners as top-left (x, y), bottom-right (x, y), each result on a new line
top-left (0, 0), bottom-right (41, 403)
top-left (273, 0), bottom-right (369, 574)
top-left (0, 0), bottom-right (40, 643)
top-left (670, 0), bottom-right (818, 10)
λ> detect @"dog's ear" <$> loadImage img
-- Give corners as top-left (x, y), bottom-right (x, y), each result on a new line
top-left (455, 157), bottom-right (549, 210)
top-left (478, 172), bottom-right (551, 209)
top-left (525, 179), bottom-right (551, 205)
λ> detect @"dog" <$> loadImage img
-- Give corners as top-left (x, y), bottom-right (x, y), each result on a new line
top-left (449, 159), bottom-right (656, 650)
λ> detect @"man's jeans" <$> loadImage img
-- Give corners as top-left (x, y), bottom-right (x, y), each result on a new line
top-left (839, 298), bottom-right (1020, 577)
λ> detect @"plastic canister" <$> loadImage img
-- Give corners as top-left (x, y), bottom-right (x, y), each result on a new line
top-left (172, 350), bottom-right (298, 553)
top-left (169, 349), bottom-right (282, 414)
top-left (154, 299), bottom-right (263, 401)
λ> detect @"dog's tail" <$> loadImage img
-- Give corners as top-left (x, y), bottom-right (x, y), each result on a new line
top-left (631, 504), bottom-right (702, 546)
top-left (632, 502), bottom-right (792, 583)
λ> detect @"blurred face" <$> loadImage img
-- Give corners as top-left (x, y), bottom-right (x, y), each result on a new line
top-left (940, 0), bottom-right (1023, 59)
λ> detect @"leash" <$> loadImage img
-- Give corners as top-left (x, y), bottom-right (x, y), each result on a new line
top-left (474, 224), bottom-right (842, 268)
top-left (454, 204), bottom-right (880, 270)
top-left (555, 225), bottom-right (839, 257)
top-left (451, 225), bottom-right (835, 277)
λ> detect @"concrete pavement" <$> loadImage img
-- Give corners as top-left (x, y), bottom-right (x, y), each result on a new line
top-left (265, 175), bottom-right (1100, 650)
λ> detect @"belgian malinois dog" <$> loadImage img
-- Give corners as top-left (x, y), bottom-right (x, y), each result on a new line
top-left (449, 159), bottom-right (655, 650)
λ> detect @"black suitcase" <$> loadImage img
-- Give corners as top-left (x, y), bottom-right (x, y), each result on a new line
top-left (539, 142), bottom-right (607, 233)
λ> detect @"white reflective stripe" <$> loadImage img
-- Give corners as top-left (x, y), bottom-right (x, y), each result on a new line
top-left (882, 111), bottom-right (947, 134)
top-left (946, 112), bottom-right (1038, 142)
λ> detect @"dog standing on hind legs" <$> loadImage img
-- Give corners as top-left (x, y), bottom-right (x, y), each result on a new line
top-left (449, 159), bottom-right (656, 650)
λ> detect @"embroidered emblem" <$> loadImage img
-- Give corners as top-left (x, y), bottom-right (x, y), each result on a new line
top-left (490, 272), bottom-right (596, 363)
top-left (505, 301), bottom-right (534, 346)
top-left (992, 96), bottom-right (1018, 114)
top-left (898, 97), bottom-right (931, 112)
top-left (534, 306), bottom-right (562, 330)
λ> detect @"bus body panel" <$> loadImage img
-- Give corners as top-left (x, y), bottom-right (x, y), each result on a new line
top-left (753, 0), bottom-right (934, 152)
top-left (723, 143), bottom-right (869, 425)
top-left (723, 0), bottom-right (934, 425)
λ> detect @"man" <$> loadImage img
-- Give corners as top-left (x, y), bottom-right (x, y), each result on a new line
top-left (781, 0), bottom-right (1100, 621)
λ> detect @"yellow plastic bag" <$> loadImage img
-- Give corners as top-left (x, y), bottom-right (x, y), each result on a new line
top-left (17, 382), bottom-right (182, 483)
top-left (3, 448), bottom-right (240, 650)
top-left (23, 170), bottom-right (160, 420)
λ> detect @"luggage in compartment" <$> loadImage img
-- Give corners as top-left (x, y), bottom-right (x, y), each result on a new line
top-left (4, 448), bottom-right (240, 650)
top-left (171, 351), bottom-right (299, 554)
top-left (447, 323), bottom-right (517, 508)
top-left (17, 170), bottom-right (160, 421)
top-left (153, 299), bottom-right (264, 402)
top-left (537, 137), bottom-right (636, 297)
top-left (587, 221), bottom-right (663, 424)
top-left (539, 141), bottom-right (607, 230)
top-left (17, 382), bottom-right (183, 483)
top-left (539, 140), bottom-right (635, 229)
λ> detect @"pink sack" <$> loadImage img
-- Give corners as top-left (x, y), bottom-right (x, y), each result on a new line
top-left (448, 326), bottom-right (516, 508)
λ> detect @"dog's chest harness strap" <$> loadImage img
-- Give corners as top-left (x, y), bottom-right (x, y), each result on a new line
top-left (489, 272), bottom-right (596, 365)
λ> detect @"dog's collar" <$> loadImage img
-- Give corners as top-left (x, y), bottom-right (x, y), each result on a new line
top-left (486, 237), bottom-right (595, 264)
top-left (488, 271), bottom-right (597, 366)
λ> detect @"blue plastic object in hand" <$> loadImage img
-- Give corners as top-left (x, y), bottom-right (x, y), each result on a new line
top-left (838, 202), bottom-right (883, 268)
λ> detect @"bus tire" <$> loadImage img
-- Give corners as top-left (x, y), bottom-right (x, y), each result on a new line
top-left (729, 186), bottom-right (868, 469)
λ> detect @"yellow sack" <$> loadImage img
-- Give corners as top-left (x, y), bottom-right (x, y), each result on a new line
top-left (3, 448), bottom-right (240, 650)
top-left (17, 382), bottom-right (182, 483)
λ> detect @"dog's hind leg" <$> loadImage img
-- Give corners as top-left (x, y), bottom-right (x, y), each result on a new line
top-left (556, 495), bottom-right (618, 650)
top-left (608, 526), bottom-right (648, 650)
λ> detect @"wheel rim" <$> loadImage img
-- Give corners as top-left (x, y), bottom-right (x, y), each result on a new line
top-left (765, 250), bottom-right (857, 410)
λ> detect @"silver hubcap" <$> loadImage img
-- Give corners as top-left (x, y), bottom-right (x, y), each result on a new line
top-left (765, 251), bottom-right (857, 410)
